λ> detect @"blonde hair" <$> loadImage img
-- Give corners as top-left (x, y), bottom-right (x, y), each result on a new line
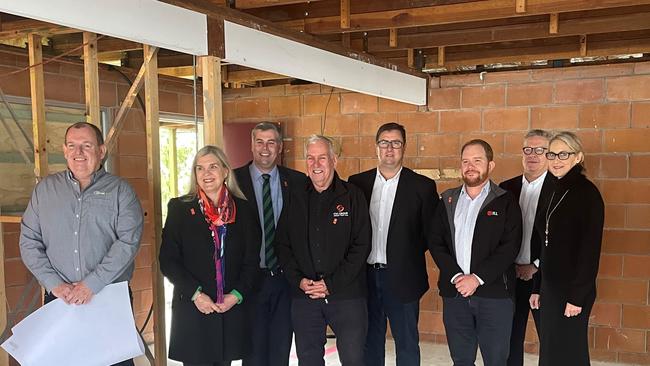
top-left (183, 145), bottom-right (245, 200)
top-left (550, 131), bottom-right (585, 164)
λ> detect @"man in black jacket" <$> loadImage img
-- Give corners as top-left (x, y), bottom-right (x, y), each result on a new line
top-left (275, 135), bottom-right (371, 366)
top-left (430, 139), bottom-right (522, 366)
top-left (234, 122), bottom-right (308, 366)
top-left (349, 122), bottom-right (438, 366)
top-left (499, 129), bottom-right (554, 366)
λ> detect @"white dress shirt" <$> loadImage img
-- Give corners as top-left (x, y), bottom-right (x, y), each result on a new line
top-left (367, 167), bottom-right (402, 265)
top-left (516, 171), bottom-right (547, 266)
top-left (452, 181), bottom-right (491, 284)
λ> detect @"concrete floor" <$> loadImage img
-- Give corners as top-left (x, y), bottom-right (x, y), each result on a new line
top-left (135, 339), bottom-right (636, 366)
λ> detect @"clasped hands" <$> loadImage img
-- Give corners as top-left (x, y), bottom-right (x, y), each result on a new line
top-left (453, 274), bottom-right (480, 297)
top-left (300, 278), bottom-right (329, 299)
top-left (529, 294), bottom-right (582, 317)
top-left (193, 293), bottom-right (238, 315)
top-left (52, 282), bottom-right (93, 305)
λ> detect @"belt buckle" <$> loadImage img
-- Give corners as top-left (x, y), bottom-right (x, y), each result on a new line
top-left (371, 263), bottom-right (387, 269)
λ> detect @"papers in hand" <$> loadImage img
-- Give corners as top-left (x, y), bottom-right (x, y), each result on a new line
top-left (1, 281), bottom-right (145, 366)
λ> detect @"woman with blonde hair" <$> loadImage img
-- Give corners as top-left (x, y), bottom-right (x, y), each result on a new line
top-left (530, 131), bottom-right (604, 366)
top-left (160, 145), bottom-right (260, 366)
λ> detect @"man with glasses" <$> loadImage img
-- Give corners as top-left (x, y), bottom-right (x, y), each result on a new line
top-left (499, 129), bottom-right (555, 366)
top-left (349, 123), bottom-right (439, 366)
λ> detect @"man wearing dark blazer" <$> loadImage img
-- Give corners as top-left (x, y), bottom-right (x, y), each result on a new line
top-left (499, 129), bottom-right (555, 366)
top-left (349, 122), bottom-right (439, 366)
top-left (429, 139), bottom-right (522, 366)
top-left (234, 122), bottom-right (308, 366)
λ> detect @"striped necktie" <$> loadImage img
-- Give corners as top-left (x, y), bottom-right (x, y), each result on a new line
top-left (262, 174), bottom-right (277, 270)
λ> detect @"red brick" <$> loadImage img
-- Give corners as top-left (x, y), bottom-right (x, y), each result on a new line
top-left (630, 155), bottom-right (650, 178)
top-left (130, 266), bottom-right (152, 291)
top-left (619, 352), bottom-right (650, 365)
top-left (632, 102), bottom-right (650, 128)
top-left (222, 100), bottom-right (236, 121)
top-left (359, 158), bottom-right (377, 172)
top-left (590, 302), bottom-right (621, 327)
top-left (506, 82), bottom-right (553, 106)
top-left (441, 73), bottom-right (483, 87)
top-left (635, 61), bottom-right (650, 75)
top-left (460, 132), bottom-right (505, 155)
top-left (134, 244), bottom-right (152, 269)
top-left (269, 95), bottom-right (301, 117)
top-left (483, 70), bottom-right (532, 84)
top-left (492, 156), bottom-right (522, 183)
top-left (623, 255), bottom-right (650, 278)
top-left (418, 134), bottom-right (460, 157)
top-left (282, 137), bottom-right (304, 159)
top-left (622, 305), bottom-right (650, 329)
top-left (554, 79), bottom-right (604, 103)
top-left (597, 278), bottom-right (648, 304)
top-left (428, 88), bottom-right (460, 110)
top-left (578, 103), bottom-right (630, 129)
top-left (598, 155), bottom-right (628, 178)
top-left (341, 93), bottom-right (378, 114)
top-left (335, 158), bottom-right (360, 180)
top-left (594, 327), bottom-right (646, 352)
top-left (251, 85), bottom-right (285, 97)
top-left (99, 81), bottom-right (117, 107)
top-left (293, 116), bottom-right (322, 137)
top-left (3, 231), bottom-right (21, 259)
top-left (627, 205), bottom-right (650, 229)
top-left (604, 129), bottom-right (650, 153)
top-left (378, 97), bottom-right (418, 113)
top-left (222, 88), bottom-right (252, 99)
top-left (117, 133), bottom-right (146, 156)
top-left (603, 229), bottom-right (650, 255)
top-left (589, 348), bottom-right (619, 363)
top-left (419, 311), bottom-right (445, 334)
top-left (531, 67), bottom-right (582, 81)
top-left (0, 66), bottom-right (30, 98)
top-left (579, 63), bottom-right (634, 78)
top-left (44, 73), bottom-right (83, 104)
top-left (607, 75), bottom-right (650, 101)
top-left (304, 94), bottom-right (341, 116)
top-left (178, 93), bottom-right (203, 116)
top-left (158, 90), bottom-right (180, 113)
top-left (398, 112), bottom-right (438, 133)
top-left (4, 259), bottom-right (31, 286)
top-left (461, 85), bottom-right (505, 108)
top-left (236, 97), bottom-right (269, 118)
top-left (286, 84), bottom-right (321, 95)
top-left (504, 133), bottom-right (526, 155)
top-left (119, 156), bottom-right (147, 179)
top-left (530, 106), bottom-right (579, 129)
top-left (440, 110), bottom-right (481, 133)
top-left (575, 130), bottom-right (603, 154)
top-left (604, 204), bottom-right (625, 229)
top-left (323, 114), bottom-right (359, 136)
top-left (483, 108), bottom-right (528, 131)
top-left (358, 113), bottom-right (398, 136)
top-left (598, 254), bottom-right (623, 277)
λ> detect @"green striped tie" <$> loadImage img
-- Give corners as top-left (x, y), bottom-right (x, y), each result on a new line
top-left (262, 174), bottom-right (277, 270)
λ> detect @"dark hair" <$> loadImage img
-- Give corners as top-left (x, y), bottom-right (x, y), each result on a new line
top-left (375, 122), bottom-right (406, 143)
top-left (65, 122), bottom-right (104, 145)
top-left (251, 121), bottom-right (282, 141)
top-left (461, 139), bottom-right (494, 162)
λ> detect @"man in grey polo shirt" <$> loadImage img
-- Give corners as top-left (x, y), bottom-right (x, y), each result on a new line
top-left (20, 122), bottom-right (143, 365)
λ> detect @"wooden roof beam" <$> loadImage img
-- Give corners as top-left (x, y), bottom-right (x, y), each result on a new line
top-left (549, 13), bottom-right (559, 34)
top-left (340, 0), bottom-right (350, 29)
top-left (235, 0), bottom-right (326, 9)
top-left (281, 0), bottom-right (650, 34)
top-left (0, 18), bottom-right (78, 40)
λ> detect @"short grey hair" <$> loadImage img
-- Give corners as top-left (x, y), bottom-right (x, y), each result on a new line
top-left (304, 134), bottom-right (336, 158)
top-left (524, 129), bottom-right (552, 141)
top-left (251, 121), bottom-right (282, 141)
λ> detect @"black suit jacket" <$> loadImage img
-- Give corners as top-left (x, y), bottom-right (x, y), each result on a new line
top-left (499, 172), bottom-right (555, 265)
top-left (429, 181), bottom-right (522, 299)
top-left (349, 167), bottom-right (439, 303)
top-left (234, 162), bottom-right (308, 266)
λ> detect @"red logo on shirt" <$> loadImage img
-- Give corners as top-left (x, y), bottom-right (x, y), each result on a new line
top-left (487, 211), bottom-right (499, 216)
top-left (336, 204), bottom-right (345, 212)
top-left (448, 197), bottom-right (452, 204)
top-left (190, 208), bottom-right (196, 215)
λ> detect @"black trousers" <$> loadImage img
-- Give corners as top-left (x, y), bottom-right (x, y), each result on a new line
top-left (242, 271), bottom-right (293, 366)
top-left (442, 296), bottom-right (514, 366)
top-left (45, 288), bottom-right (135, 366)
top-left (507, 278), bottom-right (540, 366)
top-left (184, 362), bottom-right (231, 366)
top-left (365, 267), bottom-right (420, 366)
top-left (292, 298), bottom-right (367, 366)
top-left (538, 282), bottom-right (595, 366)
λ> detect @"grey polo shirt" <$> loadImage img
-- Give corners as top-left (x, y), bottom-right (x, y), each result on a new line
top-left (19, 168), bottom-right (144, 294)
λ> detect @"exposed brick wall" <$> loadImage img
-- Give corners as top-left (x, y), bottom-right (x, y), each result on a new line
top-left (219, 62), bottom-right (650, 364)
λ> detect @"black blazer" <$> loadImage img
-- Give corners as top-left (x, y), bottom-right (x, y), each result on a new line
top-left (429, 181), bottom-right (522, 299)
top-left (348, 167), bottom-right (439, 303)
top-left (234, 162), bottom-right (308, 234)
top-left (499, 172), bottom-right (555, 265)
top-left (534, 165), bottom-right (604, 307)
top-left (159, 196), bottom-right (261, 363)
top-left (275, 174), bottom-right (371, 300)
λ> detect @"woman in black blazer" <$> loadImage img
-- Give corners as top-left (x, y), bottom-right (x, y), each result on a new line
top-left (530, 131), bottom-right (604, 366)
top-left (160, 145), bottom-right (260, 366)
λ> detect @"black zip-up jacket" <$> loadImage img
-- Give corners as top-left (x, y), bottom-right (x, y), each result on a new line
top-left (275, 173), bottom-right (371, 300)
top-left (429, 181), bottom-right (522, 299)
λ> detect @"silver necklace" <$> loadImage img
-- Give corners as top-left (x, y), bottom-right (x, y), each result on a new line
top-left (544, 190), bottom-right (570, 246)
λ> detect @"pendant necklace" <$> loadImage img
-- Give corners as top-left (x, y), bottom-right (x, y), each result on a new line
top-left (544, 189), bottom-right (570, 246)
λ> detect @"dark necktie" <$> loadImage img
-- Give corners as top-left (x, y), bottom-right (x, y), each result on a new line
top-left (262, 174), bottom-right (277, 270)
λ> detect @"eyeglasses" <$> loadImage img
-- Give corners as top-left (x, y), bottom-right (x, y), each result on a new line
top-left (377, 140), bottom-right (404, 149)
top-left (522, 146), bottom-right (547, 156)
top-left (545, 151), bottom-right (576, 160)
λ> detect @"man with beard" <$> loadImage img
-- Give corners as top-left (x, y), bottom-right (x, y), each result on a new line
top-left (429, 139), bottom-right (522, 366)
top-left (499, 129), bottom-right (554, 366)
top-left (275, 135), bottom-right (370, 366)
top-left (234, 122), bottom-right (307, 366)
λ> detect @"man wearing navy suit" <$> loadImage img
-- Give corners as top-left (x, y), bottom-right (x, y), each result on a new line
top-left (349, 122), bottom-right (439, 366)
top-left (499, 129), bottom-right (555, 366)
top-left (234, 122), bottom-right (307, 366)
